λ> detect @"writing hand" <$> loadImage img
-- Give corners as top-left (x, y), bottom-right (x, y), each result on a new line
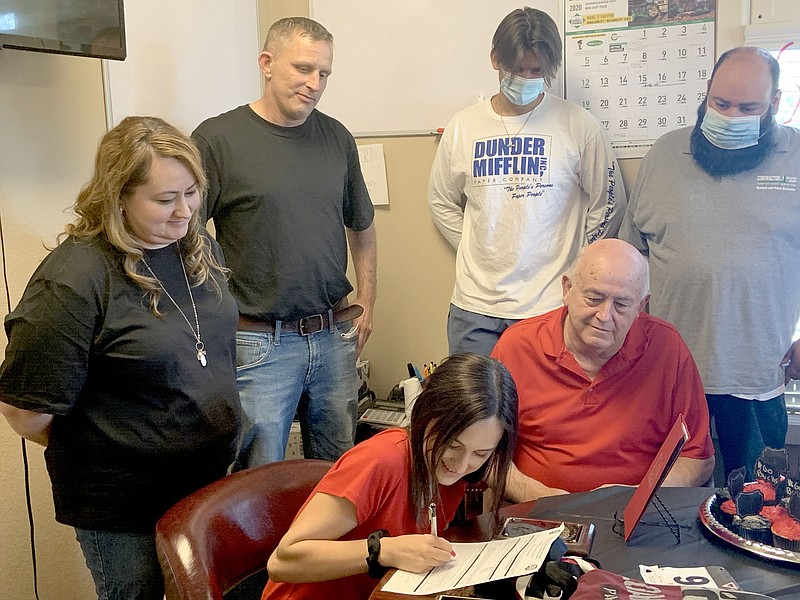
top-left (379, 534), bottom-right (455, 573)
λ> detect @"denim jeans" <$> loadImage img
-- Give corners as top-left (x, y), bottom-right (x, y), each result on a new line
top-left (707, 393), bottom-right (788, 481)
top-left (74, 528), bottom-right (162, 600)
top-left (447, 304), bottom-right (520, 356)
top-left (233, 315), bottom-right (358, 469)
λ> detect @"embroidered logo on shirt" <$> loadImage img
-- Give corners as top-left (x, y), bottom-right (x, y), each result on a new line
top-left (755, 174), bottom-right (797, 192)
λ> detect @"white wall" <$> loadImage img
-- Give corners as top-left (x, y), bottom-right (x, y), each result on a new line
top-left (105, 0), bottom-right (261, 133)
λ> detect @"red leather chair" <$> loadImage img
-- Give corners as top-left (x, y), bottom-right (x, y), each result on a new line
top-left (155, 459), bottom-right (333, 600)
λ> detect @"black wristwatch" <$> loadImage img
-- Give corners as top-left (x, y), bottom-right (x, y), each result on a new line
top-left (366, 529), bottom-right (389, 578)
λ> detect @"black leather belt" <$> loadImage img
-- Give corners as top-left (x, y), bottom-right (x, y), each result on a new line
top-left (238, 304), bottom-right (364, 336)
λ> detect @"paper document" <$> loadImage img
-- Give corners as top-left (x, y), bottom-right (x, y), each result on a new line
top-left (356, 143), bottom-right (389, 206)
top-left (380, 524), bottom-right (564, 595)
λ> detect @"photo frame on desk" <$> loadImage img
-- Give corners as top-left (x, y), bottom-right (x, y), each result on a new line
top-left (623, 414), bottom-right (689, 541)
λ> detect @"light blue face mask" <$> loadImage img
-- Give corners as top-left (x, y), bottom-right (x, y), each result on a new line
top-left (500, 72), bottom-right (545, 106)
top-left (700, 105), bottom-right (769, 150)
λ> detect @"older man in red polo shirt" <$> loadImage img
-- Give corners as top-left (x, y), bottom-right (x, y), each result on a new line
top-left (492, 239), bottom-right (714, 502)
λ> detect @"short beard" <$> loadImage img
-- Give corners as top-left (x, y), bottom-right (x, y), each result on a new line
top-left (690, 102), bottom-right (777, 179)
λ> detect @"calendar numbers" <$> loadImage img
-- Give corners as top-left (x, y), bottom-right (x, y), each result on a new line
top-left (566, 15), bottom-right (715, 157)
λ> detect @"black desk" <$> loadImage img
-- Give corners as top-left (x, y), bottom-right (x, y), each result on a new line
top-left (529, 486), bottom-right (800, 599)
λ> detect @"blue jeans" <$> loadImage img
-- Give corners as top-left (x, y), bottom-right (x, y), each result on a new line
top-left (447, 304), bottom-right (520, 356)
top-left (707, 393), bottom-right (788, 481)
top-left (233, 315), bottom-right (358, 469)
top-left (74, 528), bottom-right (162, 600)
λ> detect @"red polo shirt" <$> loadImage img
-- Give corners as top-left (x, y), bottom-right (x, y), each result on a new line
top-left (492, 306), bottom-right (713, 492)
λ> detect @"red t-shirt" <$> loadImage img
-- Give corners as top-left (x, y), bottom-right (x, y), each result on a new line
top-left (263, 429), bottom-right (466, 600)
top-left (492, 306), bottom-right (713, 492)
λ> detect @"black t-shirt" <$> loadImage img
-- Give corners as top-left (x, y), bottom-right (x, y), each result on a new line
top-left (192, 106), bottom-right (375, 320)
top-left (0, 236), bottom-right (240, 531)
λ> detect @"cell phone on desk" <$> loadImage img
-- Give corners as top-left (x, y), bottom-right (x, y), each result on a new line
top-left (499, 517), bottom-right (595, 556)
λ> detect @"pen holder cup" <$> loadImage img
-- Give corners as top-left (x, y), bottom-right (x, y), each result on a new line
top-left (400, 377), bottom-right (422, 419)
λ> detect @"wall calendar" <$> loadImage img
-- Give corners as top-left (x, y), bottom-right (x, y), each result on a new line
top-left (564, 0), bottom-right (716, 158)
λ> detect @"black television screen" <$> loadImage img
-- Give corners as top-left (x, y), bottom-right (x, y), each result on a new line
top-left (0, 0), bottom-right (126, 61)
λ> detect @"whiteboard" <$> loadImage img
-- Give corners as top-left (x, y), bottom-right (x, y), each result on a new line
top-left (310, 0), bottom-right (564, 136)
top-left (104, 0), bottom-right (261, 135)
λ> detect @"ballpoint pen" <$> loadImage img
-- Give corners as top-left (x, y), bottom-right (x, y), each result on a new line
top-left (429, 502), bottom-right (438, 537)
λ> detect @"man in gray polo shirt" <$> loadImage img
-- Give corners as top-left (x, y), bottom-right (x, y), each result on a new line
top-left (620, 47), bottom-right (800, 480)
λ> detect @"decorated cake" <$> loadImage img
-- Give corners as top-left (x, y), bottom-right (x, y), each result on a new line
top-left (771, 494), bottom-right (800, 551)
top-left (710, 447), bottom-right (800, 550)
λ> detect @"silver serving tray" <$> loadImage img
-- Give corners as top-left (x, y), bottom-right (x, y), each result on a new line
top-left (698, 494), bottom-right (800, 565)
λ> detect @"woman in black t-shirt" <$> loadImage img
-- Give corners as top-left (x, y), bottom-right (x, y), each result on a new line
top-left (0, 116), bottom-right (240, 600)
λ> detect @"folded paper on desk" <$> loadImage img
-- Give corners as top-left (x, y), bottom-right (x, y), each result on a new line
top-left (571, 569), bottom-right (775, 600)
top-left (380, 525), bottom-right (564, 595)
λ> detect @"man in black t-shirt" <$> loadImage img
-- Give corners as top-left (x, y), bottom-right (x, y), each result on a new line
top-left (193, 16), bottom-right (376, 468)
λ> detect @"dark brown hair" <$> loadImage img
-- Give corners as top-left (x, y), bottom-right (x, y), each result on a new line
top-left (491, 7), bottom-right (562, 85)
top-left (408, 353), bottom-right (518, 525)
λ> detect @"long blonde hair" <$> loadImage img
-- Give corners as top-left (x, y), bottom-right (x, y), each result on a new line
top-left (66, 115), bottom-right (228, 314)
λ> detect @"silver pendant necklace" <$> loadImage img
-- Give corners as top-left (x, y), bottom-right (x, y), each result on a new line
top-left (499, 107), bottom-right (535, 139)
top-left (141, 254), bottom-right (207, 367)
top-left (496, 95), bottom-right (535, 139)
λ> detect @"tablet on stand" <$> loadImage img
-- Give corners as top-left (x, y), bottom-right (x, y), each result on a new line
top-left (622, 414), bottom-right (689, 542)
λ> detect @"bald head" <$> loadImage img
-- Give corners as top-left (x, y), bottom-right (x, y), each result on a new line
top-left (710, 47), bottom-right (780, 97)
top-left (561, 240), bottom-right (650, 364)
top-left (566, 239), bottom-right (650, 303)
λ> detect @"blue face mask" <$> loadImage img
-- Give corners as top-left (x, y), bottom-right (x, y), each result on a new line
top-left (700, 105), bottom-right (769, 150)
top-left (500, 72), bottom-right (544, 106)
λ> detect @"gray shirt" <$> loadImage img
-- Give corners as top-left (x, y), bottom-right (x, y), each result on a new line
top-left (620, 125), bottom-right (800, 395)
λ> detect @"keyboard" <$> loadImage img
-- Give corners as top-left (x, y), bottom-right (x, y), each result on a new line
top-left (359, 408), bottom-right (408, 427)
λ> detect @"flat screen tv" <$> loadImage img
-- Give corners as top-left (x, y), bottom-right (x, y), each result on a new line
top-left (0, 0), bottom-right (126, 61)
